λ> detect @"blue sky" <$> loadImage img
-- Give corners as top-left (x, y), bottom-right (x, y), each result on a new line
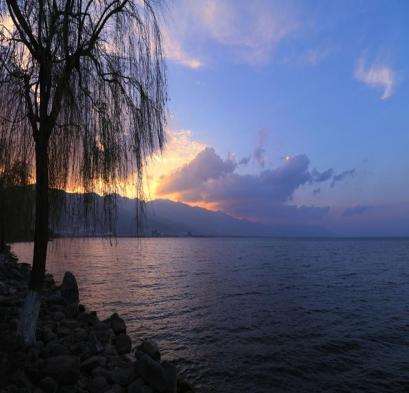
top-left (151, 0), bottom-right (409, 236)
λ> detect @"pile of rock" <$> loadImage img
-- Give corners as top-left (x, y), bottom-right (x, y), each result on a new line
top-left (0, 248), bottom-right (195, 393)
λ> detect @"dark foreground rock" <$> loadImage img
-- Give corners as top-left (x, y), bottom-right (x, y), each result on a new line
top-left (0, 248), bottom-right (196, 393)
top-left (61, 272), bottom-right (80, 305)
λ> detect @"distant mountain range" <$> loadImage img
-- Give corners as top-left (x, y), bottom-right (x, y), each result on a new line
top-left (55, 193), bottom-right (330, 237)
top-left (2, 187), bottom-right (330, 239)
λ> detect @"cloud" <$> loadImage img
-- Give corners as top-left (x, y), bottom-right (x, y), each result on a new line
top-left (253, 128), bottom-right (271, 166)
top-left (284, 46), bottom-right (332, 66)
top-left (162, 28), bottom-right (202, 69)
top-left (239, 156), bottom-right (251, 165)
top-left (157, 150), bottom-right (331, 224)
top-left (302, 47), bottom-right (331, 66)
top-left (143, 129), bottom-right (207, 199)
top-left (253, 147), bottom-right (267, 167)
top-left (311, 168), bottom-right (334, 183)
top-left (162, 0), bottom-right (298, 67)
top-left (354, 56), bottom-right (397, 100)
top-left (330, 169), bottom-right (355, 188)
top-left (157, 147), bottom-right (236, 195)
top-left (342, 205), bottom-right (372, 217)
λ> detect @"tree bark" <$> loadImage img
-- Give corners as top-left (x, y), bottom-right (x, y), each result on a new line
top-left (30, 137), bottom-right (49, 291)
top-left (0, 228), bottom-right (5, 251)
top-left (18, 134), bottom-right (49, 346)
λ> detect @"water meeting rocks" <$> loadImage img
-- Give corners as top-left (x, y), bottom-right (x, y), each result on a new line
top-left (0, 248), bottom-right (196, 393)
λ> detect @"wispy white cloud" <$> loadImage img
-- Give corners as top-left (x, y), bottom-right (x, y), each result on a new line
top-left (354, 56), bottom-right (397, 100)
top-left (162, 0), bottom-right (299, 67)
top-left (162, 30), bottom-right (202, 69)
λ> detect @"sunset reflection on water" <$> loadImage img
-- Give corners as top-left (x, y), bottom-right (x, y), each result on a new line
top-left (11, 237), bottom-right (409, 393)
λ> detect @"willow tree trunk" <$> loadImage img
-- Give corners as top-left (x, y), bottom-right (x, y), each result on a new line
top-left (18, 135), bottom-right (49, 346)
top-left (0, 228), bottom-right (5, 251)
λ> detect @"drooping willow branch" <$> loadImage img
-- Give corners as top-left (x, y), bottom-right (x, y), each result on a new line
top-left (0, 0), bottom-right (167, 234)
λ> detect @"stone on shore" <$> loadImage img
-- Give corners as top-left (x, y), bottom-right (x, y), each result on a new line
top-left (108, 312), bottom-right (127, 335)
top-left (43, 355), bottom-right (80, 384)
top-left (61, 271), bottom-right (79, 304)
top-left (138, 339), bottom-right (161, 362)
top-left (0, 248), bottom-right (196, 393)
top-left (39, 376), bottom-right (58, 393)
top-left (136, 353), bottom-right (169, 393)
top-left (115, 332), bottom-right (132, 354)
top-left (81, 355), bottom-right (107, 372)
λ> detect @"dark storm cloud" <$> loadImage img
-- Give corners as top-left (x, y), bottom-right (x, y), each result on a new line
top-left (342, 205), bottom-right (372, 217)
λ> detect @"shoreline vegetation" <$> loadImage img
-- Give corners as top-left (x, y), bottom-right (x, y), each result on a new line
top-left (0, 246), bottom-right (195, 393)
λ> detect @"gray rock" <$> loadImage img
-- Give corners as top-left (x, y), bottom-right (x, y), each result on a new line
top-left (39, 376), bottom-right (58, 393)
top-left (127, 378), bottom-right (144, 393)
top-left (106, 384), bottom-right (123, 393)
top-left (110, 364), bottom-right (135, 386)
top-left (115, 333), bottom-right (132, 355)
top-left (65, 303), bottom-right (79, 319)
top-left (43, 355), bottom-right (80, 385)
top-left (91, 366), bottom-right (111, 379)
top-left (0, 281), bottom-right (8, 295)
top-left (81, 355), bottom-right (106, 372)
top-left (177, 376), bottom-right (195, 393)
top-left (108, 313), bottom-right (126, 335)
top-left (162, 361), bottom-right (177, 393)
top-left (42, 327), bottom-right (56, 343)
top-left (61, 272), bottom-right (79, 304)
top-left (46, 292), bottom-right (65, 306)
top-left (57, 385), bottom-right (77, 393)
top-left (74, 327), bottom-right (88, 341)
top-left (56, 326), bottom-right (72, 337)
top-left (62, 319), bottom-right (78, 329)
top-left (135, 353), bottom-right (168, 393)
top-left (86, 375), bottom-right (109, 393)
top-left (138, 340), bottom-right (160, 362)
top-left (42, 342), bottom-right (69, 357)
top-left (53, 311), bottom-right (65, 322)
top-left (88, 331), bottom-right (104, 355)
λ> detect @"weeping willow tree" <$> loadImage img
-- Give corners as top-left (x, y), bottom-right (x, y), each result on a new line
top-left (0, 0), bottom-right (167, 345)
top-left (0, 161), bottom-right (33, 248)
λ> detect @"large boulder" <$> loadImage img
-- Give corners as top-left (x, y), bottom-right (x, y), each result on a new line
top-left (43, 355), bottom-right (80, 385)
top-left (138, 340), bottom-right (161, 362)
top-left (60, 272), bottom-right (79, 304)
top-left (108, 313), bottom-right (126, 335)
top-left (110, 364), bottom-right (135, 386)
top-left (81, 355), bottom-right (106, 372)
top-left (115, 333), bottom-right (132, 354)
top-left (162, 361), bottom-right (177, 393)
top-left (127, 378), bottom-right (144, 393)
top-left (135, 353), bottom-right (168, 393)
top-left (86, 375), bottom-right (110, 393)
top-left (39, 376), bottom-right (58, 393)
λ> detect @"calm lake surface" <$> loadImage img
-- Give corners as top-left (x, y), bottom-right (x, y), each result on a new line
top-left (11, 237), bottom-right (409, 393)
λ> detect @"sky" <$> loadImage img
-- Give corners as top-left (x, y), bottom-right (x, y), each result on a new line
top-left (144, 0), bottom-right (409, 236)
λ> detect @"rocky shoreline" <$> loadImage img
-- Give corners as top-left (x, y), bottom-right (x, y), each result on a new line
top-left (0, 247), bottom-right (195, 393)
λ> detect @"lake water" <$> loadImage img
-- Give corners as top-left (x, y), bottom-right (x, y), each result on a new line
top-left (11, 237), bottom-right (409, 393)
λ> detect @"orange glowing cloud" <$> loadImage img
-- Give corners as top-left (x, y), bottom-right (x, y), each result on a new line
top-left (143, 129), bottom-right (206, 200)
top-left (64, 129), bottom-right (206, 201)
